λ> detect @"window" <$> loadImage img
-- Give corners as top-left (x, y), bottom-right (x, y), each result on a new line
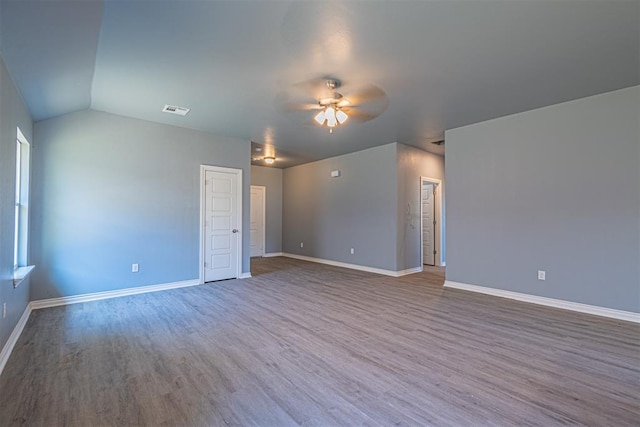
top-left (14, 128), bottom-right (30, 273)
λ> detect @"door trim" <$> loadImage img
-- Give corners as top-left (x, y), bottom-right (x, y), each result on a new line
top-left (199, 165), bottom-right (243, 284)
top-left (420, 176), bottom-right (444, 267)
top-left (250, 185), bottom-right (266, 257)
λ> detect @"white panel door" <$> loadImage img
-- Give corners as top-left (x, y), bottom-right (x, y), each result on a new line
top-left (250, 186), bottom-right (265, 257)
top-left (204, 170), bottom-right (239, 282)
top-left (422, 183), bottom-right (435, 265)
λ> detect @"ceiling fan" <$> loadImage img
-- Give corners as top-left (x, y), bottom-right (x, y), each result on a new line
top-left (285, 77), bottom-right (389, 133)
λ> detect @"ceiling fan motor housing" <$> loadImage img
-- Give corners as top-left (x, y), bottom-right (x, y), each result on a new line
top-left (319, 92), bottom-right (343, 107)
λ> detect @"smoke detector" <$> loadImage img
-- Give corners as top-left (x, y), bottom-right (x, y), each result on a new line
top-left (162, 104), bottom-right (190, 116)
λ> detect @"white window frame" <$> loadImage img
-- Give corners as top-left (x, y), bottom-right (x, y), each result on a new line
top-left (13, 128), bottom-right (33, 287)
top-left (14, 135), bottom-right (22, 270)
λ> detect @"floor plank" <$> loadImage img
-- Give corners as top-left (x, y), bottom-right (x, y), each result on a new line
top-left (0, 257), bottom-right (638, 426)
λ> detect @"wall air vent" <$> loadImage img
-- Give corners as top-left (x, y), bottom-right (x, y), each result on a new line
top-left (162, 104), bottom-right (190, 116)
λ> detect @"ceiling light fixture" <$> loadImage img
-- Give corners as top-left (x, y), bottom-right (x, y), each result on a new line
top-left (312, 78), bottom-right (349, 134)
top-left (263, 156), bottom-right (276, 165)
top-left (314, 104), bottom-right (348, 133)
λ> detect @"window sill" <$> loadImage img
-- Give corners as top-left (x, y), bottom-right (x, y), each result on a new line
top-left (13, 265), bottom-right (34, 288)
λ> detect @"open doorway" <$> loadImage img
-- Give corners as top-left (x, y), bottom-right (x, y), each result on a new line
top-left (420, 177), bottom-right (444, 267)
top-left (250, 185), bottom-right (266, 257)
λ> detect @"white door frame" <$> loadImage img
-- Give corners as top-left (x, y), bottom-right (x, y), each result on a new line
top-left (199, 165), bottom-right (243, 284)
top-left (420, 176), bottom-right (444, 267)
top-left (250, 185), bottom-right (266, 257)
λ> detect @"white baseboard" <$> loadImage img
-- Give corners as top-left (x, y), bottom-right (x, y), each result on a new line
top-left (396, 266), bottom-right (424, 276)
top-left (444, 280), bottom-right (640, 323)
top-left (0, 305), bottom-right (32, 376)
top-left (263, 252), bottom-right (284, 258)
top-left (282, 253), bottom-right (422, 277)
top-left (30, 279), bottom-right (201, 310)
top-left (239, 272), bottom-right (252, 279)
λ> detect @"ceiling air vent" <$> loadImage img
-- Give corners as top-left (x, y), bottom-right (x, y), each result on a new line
top-left (162, 104), bottom-right (190, 116)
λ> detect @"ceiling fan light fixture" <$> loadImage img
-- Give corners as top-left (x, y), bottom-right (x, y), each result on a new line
top-left (325, 106), bottom-right (337, 127)
top-left (311, 79), bottom-right (352, 131)
top-left (336, 109), bottom-right (348, 124)
top-left (314, 110), bottom-right (326, 125)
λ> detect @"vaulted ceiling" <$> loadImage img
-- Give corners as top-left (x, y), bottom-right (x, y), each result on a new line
top-left (1, 0), bottom-right (638, 167)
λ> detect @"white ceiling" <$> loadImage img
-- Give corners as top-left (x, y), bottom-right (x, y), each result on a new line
top-left (1, 0), bottom-right (638, 167)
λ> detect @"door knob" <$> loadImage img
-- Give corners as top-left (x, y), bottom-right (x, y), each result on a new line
top-left (232, 229), bottom-right (239, 233)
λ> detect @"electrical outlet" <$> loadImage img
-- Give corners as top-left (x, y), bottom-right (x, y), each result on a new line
top-left (2, 303), bottom-right (6, 319)
top-left (132, 263), bottom-right (139, 273)
top-left (350, 248), bottom-right (355, 255)
top-left (538, 270), bottom-right (546, 281)
top-left (300, 242), bottom-right (304, 248)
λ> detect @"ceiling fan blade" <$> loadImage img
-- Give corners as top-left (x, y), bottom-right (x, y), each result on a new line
top-left (291, 76), bottom-right (337, 99)
top-left (344, 84), bottom-right (388, 107)
top-left (340, 85), bottom-right (389, 122)
top-left (341, 107), bottom-right (379, 123)
top-left (283, 102), bottom-right (322, 112)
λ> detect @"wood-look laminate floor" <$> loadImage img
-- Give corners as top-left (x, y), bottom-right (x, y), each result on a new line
top-left (1, 257), bottom-right (638, 426)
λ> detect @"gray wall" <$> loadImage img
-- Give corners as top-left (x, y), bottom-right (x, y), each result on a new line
top-left (31, 110), bottom-right (250, 301)
top-left (283, 143), bottom-right (399, 271)
top-left (397, 144), bottom-right (445, 270)
top-left (445, 86), bottom-right (639, 312)
top-left (250, 165), bottom-right (283, 254)
top-left (0, 54), bottom-right (33, 352)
